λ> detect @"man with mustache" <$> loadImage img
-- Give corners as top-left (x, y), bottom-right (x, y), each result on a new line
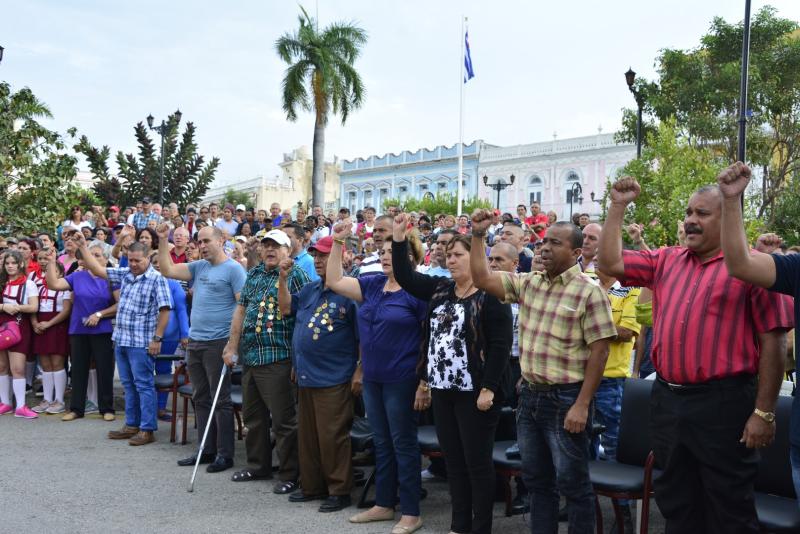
top-left (597, 178), bottom-right (793, 534)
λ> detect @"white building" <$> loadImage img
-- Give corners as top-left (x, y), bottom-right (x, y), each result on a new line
top-left (478, 131), bottom-right (636, 220)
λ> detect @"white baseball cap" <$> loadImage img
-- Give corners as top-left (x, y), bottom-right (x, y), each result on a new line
top-left (235, 204), bottom-right (246, 212)
top-left (260, 229), bottom-right (291, 248)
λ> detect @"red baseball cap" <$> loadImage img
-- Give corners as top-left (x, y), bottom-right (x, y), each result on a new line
top-left (109, 205), bottom-right (120, 212)
top-left (309, 236), bottom-right (334, 254)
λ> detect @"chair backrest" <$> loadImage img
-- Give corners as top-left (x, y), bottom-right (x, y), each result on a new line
top-left (615, 378), bottom-right (654, 466)
top-left (495, 406), bottom-right (517, 442)
top-left (754, 394), bottom-right (795, 498)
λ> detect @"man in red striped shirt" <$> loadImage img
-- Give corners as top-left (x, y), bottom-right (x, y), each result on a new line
top-left (598, 178), bottom-right (793, 534)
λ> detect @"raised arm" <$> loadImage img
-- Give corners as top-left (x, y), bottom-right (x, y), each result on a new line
top-left (469, 209), bottom-right (507, 300)
top-left (717, 162), bottom-right (777, 289)
top-left (44, 249), bottom-right (71, 291)
top-left (156, 223), bottom-right (192, 281)
top-left (391, 213), bottom-right (440, 301)
top-left (277, 257), bottom-right (294, 316)
top-left (597, 177), bottom-right (640, 279)
top-left (73, 233), bottom-right (108, 279)
top-left (111, 224), bottom-right (135, 260)
top-left (325, 220), bottom-right (362, 302)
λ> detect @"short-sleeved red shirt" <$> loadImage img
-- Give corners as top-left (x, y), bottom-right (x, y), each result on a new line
top-left (622, 247), bottom-right (794, 383)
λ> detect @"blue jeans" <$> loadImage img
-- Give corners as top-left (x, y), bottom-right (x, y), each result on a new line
top-left (592, 377), bottom-right (624, 461)
top-left (517, 384), bottom-right (595, 534)
top-left (115, 345), bottom-right (157, 431)
top-left (362, 378), bottom-right (421, 516)
top-left (155, 340), bottom-right (178, 411)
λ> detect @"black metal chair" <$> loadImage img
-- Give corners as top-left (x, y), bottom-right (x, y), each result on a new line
top-left (350, 416), bottom-right (376, 508)
top-left (589, 378), bottom-right (658, 534)
top-left (153, 353), bottom-right (188, 443)
top-left (754, 394), bottom-right (800, 532)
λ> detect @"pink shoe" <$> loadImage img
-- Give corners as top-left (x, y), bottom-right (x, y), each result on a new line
top-left (14, 405), bottom-right (38, 419)
top-left (0, 403), bottom-right (13, 415)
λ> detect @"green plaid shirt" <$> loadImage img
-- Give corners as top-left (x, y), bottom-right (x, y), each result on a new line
top-left (239, 263), bottom-right (310, 367)
top-left (501, 264), bottom-right (616, 384)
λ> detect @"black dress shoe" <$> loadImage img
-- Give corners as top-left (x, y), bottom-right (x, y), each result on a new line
top-left (318, 494), bottom-right (351, 513)
top-left (177, 453), bottom-right (215, 467)
top-left (206, 456), bottom-right (234, 473)
top-left (289, 490), bottom-right (328, 503)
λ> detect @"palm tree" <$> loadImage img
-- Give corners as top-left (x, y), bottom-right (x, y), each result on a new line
top-left (275, 6), bottom-right (367, 209)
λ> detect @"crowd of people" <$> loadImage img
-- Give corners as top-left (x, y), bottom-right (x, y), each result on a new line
top-left (1, 163), bottom-right (798, 534)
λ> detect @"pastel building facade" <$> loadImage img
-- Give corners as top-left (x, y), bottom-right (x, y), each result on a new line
top-left (478, 132), bottom-right (636, 220)
top-left (338, 141), bottom-right (487, 213)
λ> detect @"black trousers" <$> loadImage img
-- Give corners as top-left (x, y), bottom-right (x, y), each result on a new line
top-left (69, 334), bottom-right (115, 415)
top-left (651, 377), bottom-right (759, 534)
top-left (432, 388), bottom-right (500, 534)
top-left (187, 338), bottom-right (234, 460)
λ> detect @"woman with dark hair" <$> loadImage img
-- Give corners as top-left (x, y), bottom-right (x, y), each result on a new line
top-left (31, 250), bottom-right (72, 414)
top-left (326, 222), bottom-right (427, 534)
top-left (17, 239), bottom-right (41, 284)
top-left (111, 225), bottom-right (159, 268)
top-left (0, 250), bottom-right (40, 418)
top-left (391, 214), bottom-right (513, 534)
top-left (63, 205), bottom-right (84, 230)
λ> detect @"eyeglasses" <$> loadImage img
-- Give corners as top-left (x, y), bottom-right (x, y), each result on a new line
top-left (377, 249), bottom-right (392, 256)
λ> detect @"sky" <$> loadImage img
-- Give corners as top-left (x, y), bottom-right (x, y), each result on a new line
top-left (3, 0), bottom-right (800, 189)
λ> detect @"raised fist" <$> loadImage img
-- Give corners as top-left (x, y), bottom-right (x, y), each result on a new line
top-left (717, 161), bottom-right (752, 199)
top-left (393, 213), bottom-right (410, 241)
top-left (626, 223), bottom-right (644, 243)
top-left (755, 233), bottom-right (783, 254)
top-left (470, 209), bottom-right (493, 235)
top-left (156, 223), bottom-right (171, 242)
top-left (609, 177), bottom-right (641, 205)
top-left (278, 257), bottom-right (294, 277)
top-left (332, 220), bottom-right (352, 240)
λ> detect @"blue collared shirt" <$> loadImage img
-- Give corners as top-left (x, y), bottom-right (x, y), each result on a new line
top-left (106, 265), bottom-right (173, 348)
top-left (132, 211), bottom-right (160, 230)
top-left (291, 279), bottom-right (358, 387)
top-left (293, 249), bottom-right (320, 282)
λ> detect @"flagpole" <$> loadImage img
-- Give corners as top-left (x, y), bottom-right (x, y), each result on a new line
top-left (457, 16), bottom-right (466, 216)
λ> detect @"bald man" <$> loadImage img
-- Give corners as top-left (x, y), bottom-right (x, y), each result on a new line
top-left (499, 222), bottom-right (533, 273)
top-left (579, 223), bottom-right (600, 279)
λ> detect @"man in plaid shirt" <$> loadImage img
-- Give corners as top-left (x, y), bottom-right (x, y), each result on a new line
top-left (469, 209), bottom-right (616, 534)
top-left (76, 236), bottom-right (172, 447)
top-left (132, 197), bottom-right (161, 230)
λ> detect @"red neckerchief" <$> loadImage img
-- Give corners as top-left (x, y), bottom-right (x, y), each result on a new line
top-left (6, 275), bottom-right (25, 287)
top-left (28, 260), bottom-right (42, 279)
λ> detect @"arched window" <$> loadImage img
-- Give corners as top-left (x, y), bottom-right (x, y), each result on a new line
top-left (528, 176), bottom-right (543, 206)
top-left (565, 171), bottom-right (580, 204)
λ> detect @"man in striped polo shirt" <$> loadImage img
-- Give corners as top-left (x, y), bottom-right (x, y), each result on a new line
top-left (598, 178), bottom-right (793, 534)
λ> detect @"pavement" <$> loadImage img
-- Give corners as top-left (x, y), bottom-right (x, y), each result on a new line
top-left (0, 388), bottom-right (665, 534)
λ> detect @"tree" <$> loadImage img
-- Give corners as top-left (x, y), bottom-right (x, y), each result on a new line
top-left (613, 120), bottom-right (726, 247)
top-left (381, 192), bottom-right (492, 216)
top-left (0, 82), bottom-right (93, 235)
top-left (222, 188), bottom-right (252, 208)
top-left (75, 111), bottom-right (220, 208)
top-left (276, 6), bottom-right (367, 208)
top-left (616, 7), bottom-right (800, 224)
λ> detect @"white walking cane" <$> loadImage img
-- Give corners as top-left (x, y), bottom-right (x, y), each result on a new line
top-left (187, 355), bottom-right (235, 492)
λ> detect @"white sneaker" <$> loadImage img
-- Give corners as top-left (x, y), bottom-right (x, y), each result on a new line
top-left (420, 468), bottom-right (436, 480)
top-left (46, 401), bottom-right (66, 414)
top-left (85, 400), bottom-right (99, 414)
top-left (32, 400), bottom-right (51, 414)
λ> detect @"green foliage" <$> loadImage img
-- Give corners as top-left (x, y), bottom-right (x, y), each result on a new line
top-left (617, 6), bottom-right (800, 223)
top-left (0, 82), bottom-right (91, 235)
top-left (613, 120), bottom-right (725, 247)
top-left (770, 179), bottom-right (800, 244)
top-left (275, 5), bottom-right (367, 206)
top-left (221, 188), bottom-right (252, 208)
top-left (381, 192), bottom-right (492, 216)
top-left (75, 111), bottom-right (220, 208)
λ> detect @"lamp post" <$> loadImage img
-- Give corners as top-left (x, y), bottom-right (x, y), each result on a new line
top-left (625, 68), bottom-right (644, 159)
top-left (569, 182), bottom-right (583, 219)
top-left (146, 110), bottom-right (182, 206)
top-left (0, 45), bottom-right (5, 65)
top-left (482, 174), bottom-right (515, 210)
top-left (589, 191), bottom-right (603, 204)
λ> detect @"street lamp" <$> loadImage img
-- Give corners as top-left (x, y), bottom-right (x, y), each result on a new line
top-left (589, 191), bottom-right (603, 204)
top-left (482, 174), bottom-right (515, 210)
top-left (625, 67), bottom-right (644, 158)
top-left (0, 45), bottom-right (5, 65)
top-left (569, 182), bottom-right (583, 219)
top-left (146, 110), bottom-right (181, 206)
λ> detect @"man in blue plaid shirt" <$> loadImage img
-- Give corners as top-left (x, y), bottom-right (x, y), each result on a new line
top-left (75, 235), bottom-right (172, 446)
top-left (132, 197), bottom-right (161, 230)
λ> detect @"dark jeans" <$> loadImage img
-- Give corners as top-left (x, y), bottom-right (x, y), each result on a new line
top-left (651, 377), bottom-right (759, 534)
top-left (69, 334), bottom-right (114, 416)
top-left (242, 360), bottom-right (298, 481)
top-left (517, 384), bottom-right (595, 534)
top-left (362, 378), bottom-right (421, 516)
top-left (432, 388), bottom-right (500, 534)
top-left (187, 338), bottom-right (234, 460)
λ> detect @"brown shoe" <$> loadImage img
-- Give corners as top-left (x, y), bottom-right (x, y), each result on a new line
top-left (128, 431), bottom-right (156, 446)
top-left (108, 425), bottom-right (139, 440)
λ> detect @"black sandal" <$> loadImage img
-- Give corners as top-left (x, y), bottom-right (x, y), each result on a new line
top-left (231, 469), bottom-right (271, 482)
top-left (273, 480), bottom-right (298, 494)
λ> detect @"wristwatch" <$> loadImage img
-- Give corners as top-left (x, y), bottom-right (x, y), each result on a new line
top-left (754, 408), bottom-right (776, 423)
top-left (152, 335), bottom-right (163, 342)
top-left (94, 312), bottom-right (102, 319)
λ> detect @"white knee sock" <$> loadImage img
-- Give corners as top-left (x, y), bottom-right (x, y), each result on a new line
top-left (87, 369), bottom-right (98, 405)
top-left (53, 370), bottom-right (66, 404)
top-left (42, 371), bottom-right (54, 403)
top-left (0, 375), bottom-right (11, 405)
top-left (12, 378), bottom-right (26, 408)
top-left (25, 361), bottom-right (35, 386)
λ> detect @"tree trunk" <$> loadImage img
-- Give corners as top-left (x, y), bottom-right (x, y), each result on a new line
top-left (312, 119), bottom-right (325, 209)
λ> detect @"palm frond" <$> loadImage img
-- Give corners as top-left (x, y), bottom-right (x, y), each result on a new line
top-left (282, 60), bottom-right (312, 121)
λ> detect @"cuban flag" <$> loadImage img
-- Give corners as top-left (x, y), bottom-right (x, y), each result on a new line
top-left (464, 30), bottom-right (475, 83)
